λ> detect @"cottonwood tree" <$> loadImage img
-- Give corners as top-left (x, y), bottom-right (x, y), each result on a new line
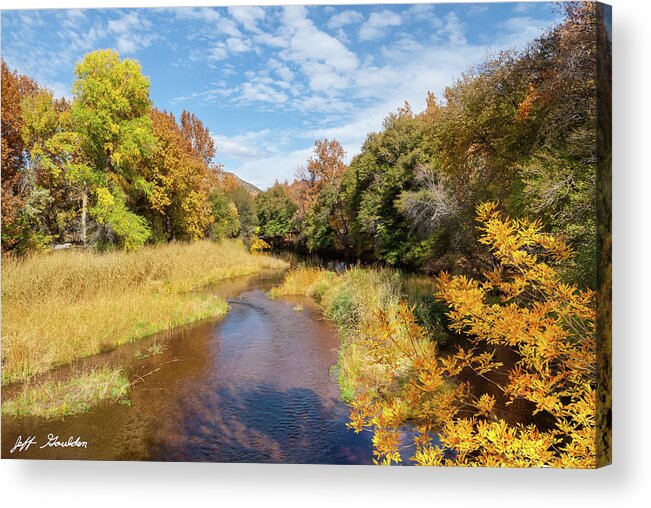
top-left (71, 49), bottom-right (155, 250)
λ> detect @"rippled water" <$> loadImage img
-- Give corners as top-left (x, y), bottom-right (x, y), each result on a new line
top-left (1, 272), bottom-right (373, 463)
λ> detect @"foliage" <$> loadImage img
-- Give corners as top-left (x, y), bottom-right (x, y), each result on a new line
top-left (228, 184), bottom-right (258, 238)
top-left (91, 186), bottom-right (151, 250)
top-left (142, 109), bottom-right (214, 241)
top-left (294, 139), bottom-right (350, 253)
top-left (345, 104), bottom-right (432, 265)
top-left (257, 5), bottom-right (600, 290)
top-left (249, 237), bottom-right (271, 253)
top-left (2, 368), bottom-right (129, 419)
top-left (208, 186), bottom-right (240, 239)
top-left (179, 110), bottom-right (216, 166)
top-left (256, 182), bottom-right (298, 243)
top-left (1, 49), bottom-right (265, 254)
top-left (69, 49), bottom-right (157, 249)
top-left (1, 61), bottom-right (40, 253)
top-left (347, 203), bottom-right (597, 467)
top-left (1, 239), bottom-right (288, 384)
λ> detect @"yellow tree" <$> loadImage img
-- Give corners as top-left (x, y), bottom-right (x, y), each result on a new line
top-left (143, 109), bottom-right (214, 240)
top-left (349, 202), bottom-right (596, 467)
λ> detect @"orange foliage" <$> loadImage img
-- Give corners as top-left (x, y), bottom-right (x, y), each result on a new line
top-left (1, 61), bottom-right (38, 249)
top-left (348, 202), bottom-right (597, 467)
top-left (144, 109), bottom-right (214, 239)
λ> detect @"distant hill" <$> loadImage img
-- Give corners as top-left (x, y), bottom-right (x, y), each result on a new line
top-left (218, 170), bottom-right (261, 196)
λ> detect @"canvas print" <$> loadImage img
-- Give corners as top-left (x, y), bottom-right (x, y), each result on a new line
top-left (0, 1), bottom-right (611, 467)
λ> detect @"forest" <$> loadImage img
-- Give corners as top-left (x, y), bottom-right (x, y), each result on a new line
top-left (2, 49), bottom-right (256, 254)
top-left (1, 2), bottom-right (610, 467)
top-left (257, 4), bottom-right (601, 290)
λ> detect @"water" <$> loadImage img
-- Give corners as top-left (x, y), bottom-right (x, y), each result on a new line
top-left (1, 271), bottom-right (373, 463)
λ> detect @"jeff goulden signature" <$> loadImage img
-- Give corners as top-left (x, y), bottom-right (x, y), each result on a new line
top-left (10, 434), bottom-right (88, 454)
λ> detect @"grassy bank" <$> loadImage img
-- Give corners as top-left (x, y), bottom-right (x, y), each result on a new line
top-left (2, 368), bottom-right (129, 419)
top-left (2, 239), bottom-right (288, 385)
top-left (270, 267), bottom-right (442, 401)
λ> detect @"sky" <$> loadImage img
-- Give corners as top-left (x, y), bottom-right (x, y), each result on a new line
top-left (1, 2), bottom-right (561, 190)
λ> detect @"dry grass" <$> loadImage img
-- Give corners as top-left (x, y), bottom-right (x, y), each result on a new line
top-left (2, 239), bottom-right (288, 384)
top-left (1, 367), bottom-right (129, 419)
top-left (271, 267), bottom-right (406, 400)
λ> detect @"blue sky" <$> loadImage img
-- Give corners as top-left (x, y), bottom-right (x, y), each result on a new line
top-left (1, 2), bottom-right (560, 189)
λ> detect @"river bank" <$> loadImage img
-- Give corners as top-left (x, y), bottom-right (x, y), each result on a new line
top-left (269, 266), bottom-right (443, 402)
top-left (1, 240), bottom-right (288, 398)
top-left (1, 270), bottom-right (373, 462)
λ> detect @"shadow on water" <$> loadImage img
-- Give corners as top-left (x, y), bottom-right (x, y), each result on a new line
top-left (1, 269), bottom-right (373, 464)
top-left (149, 384), bottom-right (372, 464)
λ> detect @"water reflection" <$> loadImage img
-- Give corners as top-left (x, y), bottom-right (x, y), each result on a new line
top-left (1, 272), bottom-right (373, 464)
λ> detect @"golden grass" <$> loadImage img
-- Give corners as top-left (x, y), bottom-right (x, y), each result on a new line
top-left (2, 240), bottom-right (288, 384)
top-left (271, 267), bottom-right (407, 400)
top-left (1, 367), bottom-right (129, 419)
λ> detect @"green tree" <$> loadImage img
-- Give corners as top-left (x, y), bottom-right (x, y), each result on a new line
top-left (228, 185), bottom-right (257, 238)
top-left (256, 182), bottom-right (298, 244)
top-left (343, 104), bottom-right (429, 265)
top-left (20, 90), bottom-right (89, 246)
top-left (208, 186), bottom-right (240, 239)
top-left (71, 49), bottom-right (155, 250)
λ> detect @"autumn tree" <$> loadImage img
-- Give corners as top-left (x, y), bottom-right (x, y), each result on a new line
top-left (295, 138), bottom-right (352, 252)
top-left (514, 1), bottom-right (601, 287)
top-left (180, 110), bottom-right (216, 166)
top-left (20, 89), bottom-right (85, 245)
top-left (141, 109), bottom-right (214, 241)
top-left (1, 61), bottom-right (38, 252)
top-left (296, 138), bottom-right (346, 211)
top-left (349, 203), bottom-right (596, 467)
top-left (71, 49), bottom-right (155, 250)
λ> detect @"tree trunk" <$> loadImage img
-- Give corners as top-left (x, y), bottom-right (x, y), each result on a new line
top-left (81, 188), bottom-right (88, 247)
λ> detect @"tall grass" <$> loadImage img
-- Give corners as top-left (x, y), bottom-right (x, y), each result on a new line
top-left (2, 239), bottom-right (288, 385)
top-left (2, 367), bottom-right (129, 419)
top-left (271, 266), bottom-right (425, 401)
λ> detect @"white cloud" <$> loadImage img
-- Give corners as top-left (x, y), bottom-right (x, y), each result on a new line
top-left (500, 16), bottom-right (551, 45)
top-left (293, 94), bottom-right (353, 114)
top-left (327, 10), bottom-right (364, 30)
top-left (228, 6), bottom-right (266, 33)
top-left (235, 146), bottom-right (315, 189)
top-left (226, 37), bottom-right (251, 53)
top-left (436, 12), bottom-right (467, 46)
top-left (214, 128), bottom-right (313, 188)
top-left (239, 77), bottom-right (288, 105)
top-left (253, 32), bottom-right (288, 49)
top-left (170, 7), bottom-right (221, 23)
top-left (267, 58), bottom-right (295, 82)
top-left (216, 16), bottom-right (242, 38)
top-left (282, 6), bottom-right (358, 73)
top-left (404, 4), bottom-right (437, 23)
top-left (107, 11), bottom-right (156, 54)
top-left (213, 129), bottom-right (275, 162)
top-left (381, 34), bottom-right (423, 58)
top-left (513, 3), bottom-right (536, 14)
top-left (358, 10), bottom-right (403, 41)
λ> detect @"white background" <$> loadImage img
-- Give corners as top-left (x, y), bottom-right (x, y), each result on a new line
top-left (1, 0), bottom-right (649, 506)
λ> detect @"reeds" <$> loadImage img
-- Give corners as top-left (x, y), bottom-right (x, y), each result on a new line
top-left (1, 367), bottom-right (129, 418)
top-left (1, 239), bottom-right (288, 385)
